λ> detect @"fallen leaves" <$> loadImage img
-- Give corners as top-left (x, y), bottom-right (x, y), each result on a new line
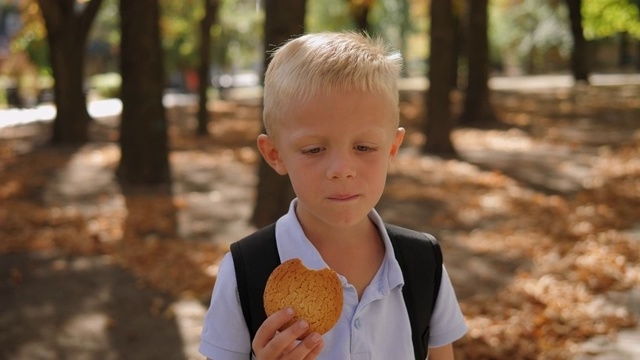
top-left (389, 90), bottom-right (640, 358)
top-left (114, 233), bottom-right (226, 299)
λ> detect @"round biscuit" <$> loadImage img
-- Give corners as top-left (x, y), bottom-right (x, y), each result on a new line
top-left (263, 258), bottom-right (343, 337)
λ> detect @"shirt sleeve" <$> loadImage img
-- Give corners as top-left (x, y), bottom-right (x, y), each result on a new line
top-left (199, 253), bottom-right (253, 359)
top-left (428, 266), bottom-right (468, 348)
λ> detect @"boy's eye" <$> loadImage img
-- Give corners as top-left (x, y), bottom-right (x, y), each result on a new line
top-left (355, 145), bottom-right (374, 152)
top-left (302, 147), bottom-right (322, 155)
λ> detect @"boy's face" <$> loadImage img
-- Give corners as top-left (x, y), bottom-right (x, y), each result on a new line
top-left (258, 90), bottom-right (405, 232)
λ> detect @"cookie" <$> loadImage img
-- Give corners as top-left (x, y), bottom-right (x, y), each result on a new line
top-left (263, 258), bottom-right (343, 337)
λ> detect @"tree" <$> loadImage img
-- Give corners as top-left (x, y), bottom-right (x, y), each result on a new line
top-left (347, 0), bottom-right (374, 33)
top-left (582, 0), bottom-right (640, 38)
top-left (36, 0), bottom-right (104, 144)
top-left (451, 0), bottom-right (465, 90)
top-left (117, 0), bottom-right (170, 185)
top-left (197, 0), bottom-right (219, 135)
top-left (423, 0), bottom-right (457, 155)
top-left (251, 0), bottom-right (306, 228)
top-left (459, 0), bottom-right (498, 126)
top-left (618, 31), bottom-right (632, 67)
top-left (582, 0), bottom-right (640, 69)
top-left (565, 0), bottom-right (590, 83)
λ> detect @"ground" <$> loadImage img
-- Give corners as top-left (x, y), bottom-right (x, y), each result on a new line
top-left (1, 74), bottom-right (640, 359)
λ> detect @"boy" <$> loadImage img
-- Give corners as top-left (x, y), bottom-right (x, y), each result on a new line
top-left (200, 32), bottom-right (467, 360)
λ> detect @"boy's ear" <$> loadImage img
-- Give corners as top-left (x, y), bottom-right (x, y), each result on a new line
top-left (389, 127), bottom-right (405, 159)
top-left (257, 134), bottom-right (288, 175)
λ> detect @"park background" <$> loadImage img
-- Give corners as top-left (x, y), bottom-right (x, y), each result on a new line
top-left (1, 0), bottom-right (640, 359)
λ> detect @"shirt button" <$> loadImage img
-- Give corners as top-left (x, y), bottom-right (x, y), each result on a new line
top-left (354, 318), bottom-right (361, 329)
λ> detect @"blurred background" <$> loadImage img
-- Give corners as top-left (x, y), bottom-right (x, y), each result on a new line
top-left (2, 0), bottom-right (639, 112)
top-left (1, 0), bottom-right (640, 359)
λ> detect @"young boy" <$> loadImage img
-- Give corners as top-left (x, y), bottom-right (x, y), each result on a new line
top-left (199, 32), bottom-right (467, 360)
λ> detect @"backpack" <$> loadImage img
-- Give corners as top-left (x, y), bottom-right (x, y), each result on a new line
top-left (230, 222), bottom-right (442, 360)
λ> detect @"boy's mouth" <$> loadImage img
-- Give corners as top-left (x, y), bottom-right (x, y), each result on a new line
top-left (329, 194), bottom-right (359, 201)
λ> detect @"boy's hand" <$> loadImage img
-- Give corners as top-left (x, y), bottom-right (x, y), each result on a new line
top-left (252, 308), bottom-right (324, 359)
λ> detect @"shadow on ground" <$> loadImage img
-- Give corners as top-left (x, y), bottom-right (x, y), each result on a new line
top-left (0, 252), bottom-right (186, 360)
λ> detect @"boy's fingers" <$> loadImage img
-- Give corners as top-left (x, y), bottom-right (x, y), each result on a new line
top-left (253, 307), bottom-right (295, 349)
top-left (268, 331), bottom-right (323, 360)
top-left (254, 309), bottom-right (317, 358)
top-left (297, 333), bottom-right (324, 360)
top-left (266, 319), bottom-right (311, 354)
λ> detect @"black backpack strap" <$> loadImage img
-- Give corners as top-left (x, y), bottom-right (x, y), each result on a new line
top-left (230, 222), bottom-right (280, 348)
top-left (386, 224), bottom-right (443, 360)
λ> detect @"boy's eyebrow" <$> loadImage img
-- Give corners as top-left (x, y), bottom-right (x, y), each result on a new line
top-left (288, 128), bottom-right (389, 142)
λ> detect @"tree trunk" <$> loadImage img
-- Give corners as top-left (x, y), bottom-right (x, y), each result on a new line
top-left (348, 0), bottom-right (372, 34)
top-left (197, 0), bottom-right (219, 136)
top-left (566, 0), bottom-right (589, 83)
top-left (423, 0), bottom-right (456, 155)
top-left (251, 0), bottom-right (306, 228)
top-left (37, 0), bottom-right (104, 145)
top-left (451, 1), bottom-right (463, 90)
top-left (637, 39), bottom-right (640, 71)
top-left (399, 0), bottom-right (410, 77)
top-left (458, 0), bottom-right (497, 127)
top-left (117, 0), bottom-right (170, 185)
top-left (618, 32), bottom-right (631, 67)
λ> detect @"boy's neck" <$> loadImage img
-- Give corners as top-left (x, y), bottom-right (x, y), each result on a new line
top-left (299, 216), bottom-right (378, 251)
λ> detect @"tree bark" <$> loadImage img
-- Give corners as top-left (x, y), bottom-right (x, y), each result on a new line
top-left (423, 0), bottom-right (456, 155)
top-left (37, 0), bottom-right (104, 144)
top-left (566, 0), bottom-right (590, 83)
top-left (251, 0), bottom-right (306, 228)
top-left (197, 0), bottom-right (219, 136)
top-left (458, 0), bottom-right (497, 127)
top-left (117, 0), bottom-right (170, 185)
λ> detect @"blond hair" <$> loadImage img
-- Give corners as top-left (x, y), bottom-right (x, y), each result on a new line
top-left (263, 32), bottom-right (403, 136)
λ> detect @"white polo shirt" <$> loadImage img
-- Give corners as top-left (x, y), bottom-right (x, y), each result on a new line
top-left (200, 200), bottom-right (467, 360)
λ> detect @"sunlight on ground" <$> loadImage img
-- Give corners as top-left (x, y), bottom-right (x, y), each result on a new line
top-left (0, 99), bottom-right (123, 128)
top-left (0, 105), bottom-right (56, 127)
top-left (89, 99), bottom-right (122, 118)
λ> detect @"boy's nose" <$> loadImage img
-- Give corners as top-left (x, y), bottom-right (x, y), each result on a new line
top-left (326, 154), bottom-right (356, 179)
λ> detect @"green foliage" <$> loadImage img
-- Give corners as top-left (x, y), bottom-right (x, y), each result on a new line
top-left (0, 76), bottom-right (8, 107)
top-left (91, 0), bottom-right (119, 45)
top-left (370, 0), bottom-right (426, 76)
top-left (19, 36), bottom-right (50, 75)
top-left (161, 0), bottom-right (204, 73)
top-left (306, 0), bottom-right (426, 75)
top-left (89, 72), bottom-right (121, 99)
top-left (490, 0), bottom-right (573, 72)
top-left (214, 0), bottom-right (263, 72)
top-left (582, 0), bottom-right (640, 39)
top-left (495, 0), bottom-right (572, 56)
top-left (10, 0), bottom-right (640, 86)
top-left (306, 0), bottom-right (353, 32)
top-left (161, 0), bottom-right (263, 77)
top-left (7, 1), bottom-right (49, 73)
